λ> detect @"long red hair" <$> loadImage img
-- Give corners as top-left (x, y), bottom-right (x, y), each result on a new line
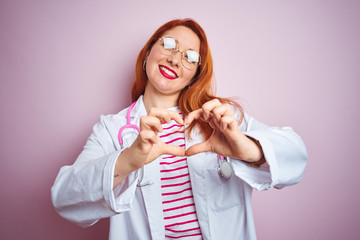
top-left (132, 18), bottom-right (242, 139)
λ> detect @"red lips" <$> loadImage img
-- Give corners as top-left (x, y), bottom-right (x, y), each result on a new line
top-left (159, 65), bottom-right (178, 80)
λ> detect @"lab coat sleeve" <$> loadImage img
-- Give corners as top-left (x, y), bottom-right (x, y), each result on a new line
top-left (51, 115), bottom-right (138, 227)
top-left (232, 113), bottom-right (308, 191)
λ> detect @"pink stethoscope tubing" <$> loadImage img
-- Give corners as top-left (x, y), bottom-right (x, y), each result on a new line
top-left (118, 101), bottom-right (153, 187)
top-left (118, 101), bottom-right (140, 148)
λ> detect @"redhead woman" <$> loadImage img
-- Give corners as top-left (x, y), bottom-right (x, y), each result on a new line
top-left (51, 19), bottom-right (307, 240)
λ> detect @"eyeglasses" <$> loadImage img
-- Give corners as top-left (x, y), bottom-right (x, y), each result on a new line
top-left (158, 36), bottom-right (201, 70)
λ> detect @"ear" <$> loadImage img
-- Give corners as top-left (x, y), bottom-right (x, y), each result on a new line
top-left (143, 51), bottom-right (150, 71)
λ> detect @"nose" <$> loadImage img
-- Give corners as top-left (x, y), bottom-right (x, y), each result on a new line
top-left (167, 50), bottom-right (182, 67)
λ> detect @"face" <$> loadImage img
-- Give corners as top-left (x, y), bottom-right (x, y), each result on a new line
top-left (144, 26), bottom-right (201, 98)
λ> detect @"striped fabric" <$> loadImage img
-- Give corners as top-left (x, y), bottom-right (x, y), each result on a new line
top-left (159, 108), bottom-right (202, 239)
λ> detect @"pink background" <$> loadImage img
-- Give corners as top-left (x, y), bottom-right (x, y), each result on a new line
top-left (1, 0), bottom-right (359, 239)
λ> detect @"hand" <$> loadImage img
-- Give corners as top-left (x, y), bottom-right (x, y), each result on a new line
top-left (185, 99), bottom-right (263, 162)
top-left (126, 108), bottom-right (186, 171)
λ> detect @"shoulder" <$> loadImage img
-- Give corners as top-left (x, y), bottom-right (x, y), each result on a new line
top-left (101, 107), bottom-right (128, 122)
top-left (93, 96), bottom-right (146, 134)
top-left (93, 107), bottom-right (129, 133)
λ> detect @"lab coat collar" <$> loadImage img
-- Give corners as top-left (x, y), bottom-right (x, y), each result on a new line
top-left (131, 95), bottom-right (147, 125)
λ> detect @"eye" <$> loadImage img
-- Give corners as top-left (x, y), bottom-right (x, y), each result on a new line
top-left (185, 50), bottom-right (199, 63)
top-left (162, 37), bottom-right (177, 50)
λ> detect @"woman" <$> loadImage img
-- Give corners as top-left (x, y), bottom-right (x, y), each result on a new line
top-left (51, 19), bottom-right (307, 240)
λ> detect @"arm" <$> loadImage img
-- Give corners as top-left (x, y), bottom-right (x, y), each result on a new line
top-left (185, 99), bottom-right (308, 191)
top-left (239, 114), bottom-right (308, 190)
top-left (51, 115), bottom-right (138, 227)
top-left (51, 109), bottom-right (186, 227)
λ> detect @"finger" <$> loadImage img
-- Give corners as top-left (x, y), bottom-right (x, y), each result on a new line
top-left (148, 108), bottom-right (171, 123)
top-left (140, 130), bottom-right (159, 144)
top-left (140, 116), bottom-right (163, 132)
top-left (201, 99), bottom-right (222, 121)
top-left (212, 103), bottom-right (232, 122)
top-left (185, 142), bottom-right (211, 156)
top-left (185, 109), bottom-right (203, 125)
top-left (209, 118), bottom-right (217, 129)
top-left (137, 131), bottom-right (158, 155)
top-left (166, 110), bottom-right (184, 125)
top-left (149, 108), bottom-right (184, 125)
top-left (219, 115), bottom-right (237, 132)
top-left (162, 144), bottom-right (186, 157)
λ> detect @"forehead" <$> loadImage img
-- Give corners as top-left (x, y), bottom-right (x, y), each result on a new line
top-left (162, 26), bottom-right (200, 51)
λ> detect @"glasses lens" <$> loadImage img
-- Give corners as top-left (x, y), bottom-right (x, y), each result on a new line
top-left (161, 37), bottom-right (177, 55)
top-left (183, 50), bottom-right (200, 70)
top-left (185, 50), bottom-right (199, 63)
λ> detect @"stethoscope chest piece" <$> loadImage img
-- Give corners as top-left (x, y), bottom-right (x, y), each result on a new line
top-left (218, 156), bottom-right (233, 179)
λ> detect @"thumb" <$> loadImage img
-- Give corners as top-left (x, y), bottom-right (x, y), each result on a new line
top-left (162, 144), bottom-right (186, 157)
top-left (185, 142), bottom-right (210, 156)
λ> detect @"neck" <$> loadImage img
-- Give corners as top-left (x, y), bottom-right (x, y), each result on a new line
top-left (143, 87), bottom-right (179, 112)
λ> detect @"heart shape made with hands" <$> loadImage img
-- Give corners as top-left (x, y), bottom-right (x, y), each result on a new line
top-left (138, 99), bottom-right (259, 167)
top-left (145, 102), bottom-right (242, 160)
top-left (128, 100), bottom-right (265, 172)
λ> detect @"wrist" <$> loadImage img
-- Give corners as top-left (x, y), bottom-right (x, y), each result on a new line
top-left (242, 136), bottom-right (266, 167)
top-left (116, 148), bottom-right (139, 174)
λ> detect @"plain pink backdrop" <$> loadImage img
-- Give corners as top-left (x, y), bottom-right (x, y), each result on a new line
top-left (1, 0), bottom-right (359, 239)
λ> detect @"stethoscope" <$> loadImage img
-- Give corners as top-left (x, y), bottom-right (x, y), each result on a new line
top-left (118, 101), bottom-right (153, 187)
top-left (118, 101), bottom-right (234, 187)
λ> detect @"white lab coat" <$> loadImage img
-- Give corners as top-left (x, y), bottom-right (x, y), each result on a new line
top-left (51, 96), bottom-right (307, 240)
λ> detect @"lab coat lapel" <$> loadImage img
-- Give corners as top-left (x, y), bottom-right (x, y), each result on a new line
top-left (185, 129), bottom-right (211, 240)
top-left (134, 97), bottom-right (165, 239)
top-left (140, 159), bottom-right (165, 239)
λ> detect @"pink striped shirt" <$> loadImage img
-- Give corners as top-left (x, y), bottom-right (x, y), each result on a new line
top-left (159, 108), bottom-right (202, 240)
